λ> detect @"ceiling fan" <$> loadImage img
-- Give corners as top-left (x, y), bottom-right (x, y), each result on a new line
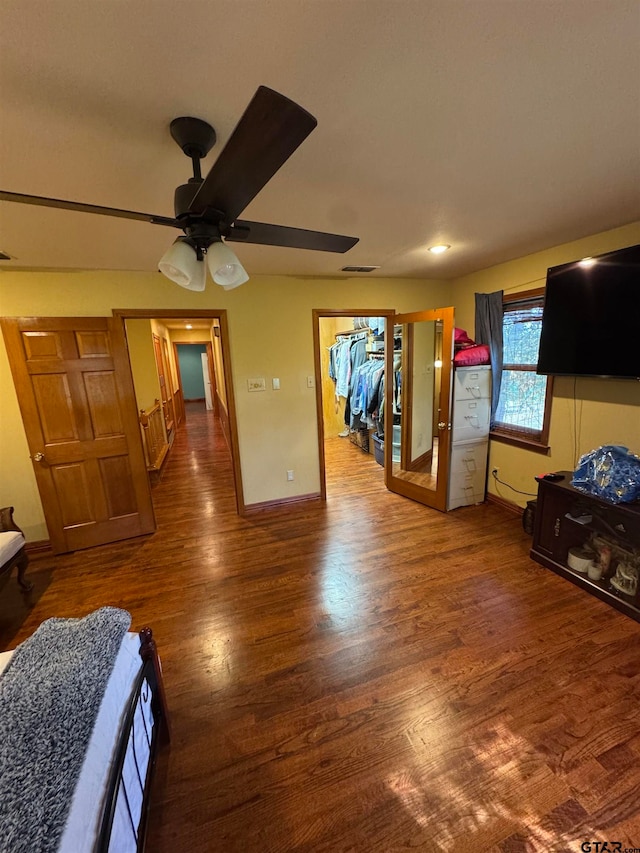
top-left (0, 86), bottom-right (359, 291)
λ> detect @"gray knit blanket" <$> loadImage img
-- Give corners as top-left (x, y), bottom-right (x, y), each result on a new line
top-left (0, 607), bottom-right (132, 853)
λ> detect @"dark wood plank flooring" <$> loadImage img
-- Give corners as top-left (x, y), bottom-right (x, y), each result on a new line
top-left (2, 403), bottom-right (639, 851)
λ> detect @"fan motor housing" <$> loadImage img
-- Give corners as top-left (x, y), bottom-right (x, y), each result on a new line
top-left (174, 182), bottom-right (202, 219)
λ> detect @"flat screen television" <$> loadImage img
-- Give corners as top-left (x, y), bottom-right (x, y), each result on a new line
top-left (536, 243), bottom-right (640, 379)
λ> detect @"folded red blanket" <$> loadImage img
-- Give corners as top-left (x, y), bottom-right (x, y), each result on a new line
top-left (454, 344), bottom-right (491, 366)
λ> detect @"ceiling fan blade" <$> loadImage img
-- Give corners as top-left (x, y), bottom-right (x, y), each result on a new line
top-left (0, 190), bottom-right (181, 228)
top-left (189, 86), bottom-right (317, 223)
top-left (227, 220), bottom-right (359, 253)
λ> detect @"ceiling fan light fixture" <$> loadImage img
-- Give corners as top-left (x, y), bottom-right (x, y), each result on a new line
top-left (1, 87), bottom-right (359, 277)
top-left (158, 238), bottom-right (206, 291)
top-left (207, 241), bottom-right (249, 288)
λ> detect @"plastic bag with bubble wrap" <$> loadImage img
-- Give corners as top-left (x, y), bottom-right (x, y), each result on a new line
top-left (571, 445), bottom-right (640, 504)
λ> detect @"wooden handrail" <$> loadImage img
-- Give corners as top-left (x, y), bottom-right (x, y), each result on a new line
top-left (139, 399), bottom-right (170, 475)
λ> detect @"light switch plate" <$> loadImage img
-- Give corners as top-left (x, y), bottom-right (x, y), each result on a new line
top-left (247, 378), bottom-right (266, 392)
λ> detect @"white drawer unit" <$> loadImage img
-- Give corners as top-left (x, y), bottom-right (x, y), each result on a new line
top-left (448, 469), bottom-right (487, 510)
top-left (451, 397), bottom-right (491, 442)
top-left (450, 440), bottom-right (489, 476)
top-left (452, 365), bottom-right (491, 401)
top-left (447, 366), bottom-right (491, 510)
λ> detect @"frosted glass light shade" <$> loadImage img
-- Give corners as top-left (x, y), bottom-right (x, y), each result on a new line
top-left (207, 241), bottom-right (249, 288)
top-left (158, 240), bottom-right (206, 291)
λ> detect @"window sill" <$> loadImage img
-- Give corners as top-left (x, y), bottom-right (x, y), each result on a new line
top-left (490, 429), bottom-right (550, 454)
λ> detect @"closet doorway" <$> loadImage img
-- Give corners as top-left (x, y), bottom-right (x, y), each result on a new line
top-left (313, 309), bottom-right (395, 499)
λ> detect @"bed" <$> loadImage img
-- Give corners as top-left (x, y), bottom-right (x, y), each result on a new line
top-left (0, 608), bottom-right (170, 853)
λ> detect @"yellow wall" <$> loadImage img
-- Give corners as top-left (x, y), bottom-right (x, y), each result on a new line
top-left (0, 270), bottom-right (449, 539)
top-left (319, 317), bottom-right (345, 438)
top-left (211, 321), bottom-right (227, 411)
top-left (168, 327), bottom-right (213, 343)
top-left (451, 222), bottom-right (640, 507)
top-left (125, 319), bottom-right (161, 412)
top-left (0, 345), bottom-right (43, 541)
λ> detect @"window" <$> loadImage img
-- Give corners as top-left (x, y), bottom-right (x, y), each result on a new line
top-left (492, 288), bottom-right (553, 452)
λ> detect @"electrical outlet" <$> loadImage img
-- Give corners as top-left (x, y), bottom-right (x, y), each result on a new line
top-left (247, 378), bottom-right (266, 392)
top-left (492, 467), bottom-right (499, 477)
top-left (286, 470), bottom-right (294, 481)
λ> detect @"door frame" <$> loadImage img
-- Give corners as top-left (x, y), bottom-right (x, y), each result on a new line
top-left (113, 308), bottom-right (245, 515)
top-left (312, 308), bottom-right (396, 500)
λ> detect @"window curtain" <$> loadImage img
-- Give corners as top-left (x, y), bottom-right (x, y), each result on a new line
top-left (475, 291), bottom-right (503, 426)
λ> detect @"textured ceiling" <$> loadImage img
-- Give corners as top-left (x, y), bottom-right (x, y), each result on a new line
top-left (0, 0), bottom-right (638, 281)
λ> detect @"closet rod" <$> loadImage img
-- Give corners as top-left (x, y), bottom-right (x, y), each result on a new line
top-left (335, 328), bottom-right (370, 339)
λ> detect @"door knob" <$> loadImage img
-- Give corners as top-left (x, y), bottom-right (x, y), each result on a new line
top-left (437, 422), bottom-right (447, 430)
top-left (32, 451), bottom-right (45, 462)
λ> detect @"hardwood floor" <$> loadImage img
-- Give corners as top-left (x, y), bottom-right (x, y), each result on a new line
top-left (2, 404), bottom-right (640, 851)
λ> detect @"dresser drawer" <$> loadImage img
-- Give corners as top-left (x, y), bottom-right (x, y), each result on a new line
top-left (452, 398), bottom-right (490, 441)
top-left (453, 366), bottom-right (491, 402)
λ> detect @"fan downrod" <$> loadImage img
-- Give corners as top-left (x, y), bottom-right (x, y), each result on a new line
top-left (170, 117), bottom-right (217, 160)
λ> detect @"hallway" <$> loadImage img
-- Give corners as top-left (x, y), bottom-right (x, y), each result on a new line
top-left (152, 401), bottom-right (238, 526)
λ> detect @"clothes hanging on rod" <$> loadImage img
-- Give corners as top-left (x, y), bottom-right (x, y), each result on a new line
top-left (349, 357), bottom-right (385, 432)
top-left (343, 337), bottom-right (368, 427)
top-left (329, 333), bottom-right (368, 400)
top-left (325, 319), bottom-right (386, 441)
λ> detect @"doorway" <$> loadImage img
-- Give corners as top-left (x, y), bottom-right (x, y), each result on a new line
top-left (313, 306), bottom-right (456, 512)
top-left (114, 309), bottom-right (244, 515)
top-left (312, 309), bottom-right (395, 500)
top-left (175, 344), bottom-right (211, 407)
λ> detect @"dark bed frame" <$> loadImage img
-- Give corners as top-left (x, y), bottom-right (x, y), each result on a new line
top-left (96, 627), bottom-right (171, 852)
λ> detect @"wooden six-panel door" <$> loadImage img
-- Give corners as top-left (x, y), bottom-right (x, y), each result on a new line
top-left (2, 317), bottom-right (156, 553)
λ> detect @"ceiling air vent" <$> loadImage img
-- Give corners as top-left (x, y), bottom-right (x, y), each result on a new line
top-left (0, 251), bottom-right (12, 260)
top-left (341, 265), bottom-right (380, 273)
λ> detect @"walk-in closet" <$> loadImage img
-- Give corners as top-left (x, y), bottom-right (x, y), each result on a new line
top-left (316, 306), bottom-right (489, 513)
top-left (318, 315), bottom-right (388, 476)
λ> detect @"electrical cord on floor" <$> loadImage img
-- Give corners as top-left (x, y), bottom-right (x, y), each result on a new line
top-left (491, 470), bottom-right (537, 497)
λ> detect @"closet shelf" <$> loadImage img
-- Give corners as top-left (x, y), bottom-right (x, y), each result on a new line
top-left (335, 329), bottom-right (369, 339)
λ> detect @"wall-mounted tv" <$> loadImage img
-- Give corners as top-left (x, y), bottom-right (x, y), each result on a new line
top-left (536, 243), bottom-right (640, 379)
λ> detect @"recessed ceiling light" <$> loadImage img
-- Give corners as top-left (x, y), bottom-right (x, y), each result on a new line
top-left (185, 323), bottom-right (193, 329)
top-left (428, 244), bottom-right (451, 255)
